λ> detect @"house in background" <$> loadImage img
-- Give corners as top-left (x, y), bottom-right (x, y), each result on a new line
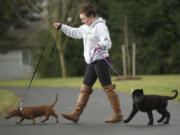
top-left (0, 26), bottom-right (41, 80)
top-left (0, 49), bottom-right (32, 79)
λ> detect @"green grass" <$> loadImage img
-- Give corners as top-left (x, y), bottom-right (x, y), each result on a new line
top-left (0, 89), bottom-right (19, 117)
top-left (114, 75), bottom-right (180, 101)
top-left (0, 75), bottom-right (179, 116)
top-left (0, 75), bottom-right (179, 101)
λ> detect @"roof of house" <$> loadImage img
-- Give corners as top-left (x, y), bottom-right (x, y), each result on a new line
top-left (0, 21), bottom-right (49, 53)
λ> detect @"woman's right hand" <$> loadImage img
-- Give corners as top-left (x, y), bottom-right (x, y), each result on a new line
top-left (53, 23), bottom-right (61, 29)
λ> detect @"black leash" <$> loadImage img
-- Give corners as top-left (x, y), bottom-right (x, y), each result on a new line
top-left (19, 33), bottom-right (50, 110)
top-left (19, 27), bottom-right (60, 110)
top-left (50, 29), bottom-right (59, 57)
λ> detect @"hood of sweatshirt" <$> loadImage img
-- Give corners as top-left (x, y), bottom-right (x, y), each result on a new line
top-left (89, 17), bottom-right (106, 28)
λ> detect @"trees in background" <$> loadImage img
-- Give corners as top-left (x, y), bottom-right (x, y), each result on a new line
top-left (129, 0), bottom-right (180, 74)
top-left (41, 0), bottom-right (89, 78)
top-left (0, 0), bottom-right (42, 52)
top-left (1, 0), bottom-right (180, 77)
top-left (0, 0), bottom-right (88, 78)
top-left (107, 0), bottom-right (180, 75)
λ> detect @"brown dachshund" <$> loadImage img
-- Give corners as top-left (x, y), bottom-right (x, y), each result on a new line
top-left (5, 93), bottom-right (59, 124)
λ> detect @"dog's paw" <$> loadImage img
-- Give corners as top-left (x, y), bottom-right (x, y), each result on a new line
top-left (157, 119), bottom-right (163, 123)
top-left (16, 122), bottom-right (20, 125)
top-left (123, 120), bottom-right (129, 123)
top-left (148, 122), bottom-right (153, 125)
top-left (163, 121), bottom-right (169, 124)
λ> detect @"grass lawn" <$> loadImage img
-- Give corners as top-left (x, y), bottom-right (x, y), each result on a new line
top-left (0, 89), bottom-right (19, 117)
top-left (0, 75), bottom-right (179, 116)
top-left (0, 75), bottom-right (179, 100)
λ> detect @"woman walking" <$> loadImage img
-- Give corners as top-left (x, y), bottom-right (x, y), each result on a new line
top-left (53, 3), bottom-right (123, 123)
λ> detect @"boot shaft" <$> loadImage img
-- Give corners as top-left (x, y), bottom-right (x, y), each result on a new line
top-left (75, 84), bottom-right (93, 111)
top-left (61, 84), bottom-right (93, 122)
top-left (103, 84), bottom-right (122, 114)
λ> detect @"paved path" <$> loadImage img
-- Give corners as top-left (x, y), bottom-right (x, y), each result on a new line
top-left (0, 87), bottom-right (180, 135)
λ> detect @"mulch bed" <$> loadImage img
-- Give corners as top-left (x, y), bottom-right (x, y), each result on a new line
top-left (114, 76), bottom-right (142, 81)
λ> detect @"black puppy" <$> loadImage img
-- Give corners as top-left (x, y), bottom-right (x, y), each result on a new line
top-left (124, 89), bottom-right (178, 125)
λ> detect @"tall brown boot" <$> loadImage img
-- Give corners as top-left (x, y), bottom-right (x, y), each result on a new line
top-left (61, 84), bottom-right (92, 123)
top-left (103, 84), bottom-right (123, 123)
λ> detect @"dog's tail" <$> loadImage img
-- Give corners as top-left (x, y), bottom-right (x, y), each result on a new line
top-left (166, 89), bottom-right (178, 100)
top-left (51, 92), bottom-right (59, 107)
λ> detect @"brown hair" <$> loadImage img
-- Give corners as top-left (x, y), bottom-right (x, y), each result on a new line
top-left (80, 3), bottom-right (96, 17)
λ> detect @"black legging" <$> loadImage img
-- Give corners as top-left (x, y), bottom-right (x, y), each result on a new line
top-left (83, 58), bottom-right (112, 87)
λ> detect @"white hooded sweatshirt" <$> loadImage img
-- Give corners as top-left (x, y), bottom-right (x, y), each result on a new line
top-left (61, 17), bottom-right (112, 64)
